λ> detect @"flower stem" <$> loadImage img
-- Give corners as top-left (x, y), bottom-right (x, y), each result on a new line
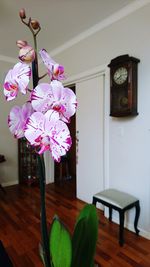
top-left (38, 155), bottom-right (51, 267)
top-left (20, 13), bottom-right (51, 267)
top-left (20, 15), bottom-right (41, 85)
top-left (32, 27), bottom-right (39, 87)
top-left (32, 36), bottom-right (51, 267)
top-left (32, 33), bottom-right (51, 267)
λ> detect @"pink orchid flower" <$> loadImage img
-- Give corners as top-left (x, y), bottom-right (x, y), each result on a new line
top-left (24, 110), bottom-right (72, 162)
top-left (39, 49), bottom-right (65, 80)
top-left (3, 62), bottom-right (31, 101)
top-left (31, 80), bottom-right (77, 123)
top-left (8, 102), bottom-right (33, 138)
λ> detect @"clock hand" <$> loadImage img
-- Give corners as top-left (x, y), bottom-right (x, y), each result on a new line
top-left (116, 75), bottom-right (121, 80)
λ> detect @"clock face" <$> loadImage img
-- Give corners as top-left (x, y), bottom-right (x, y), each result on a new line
top-left (113, 67), bottom-right (128, 85)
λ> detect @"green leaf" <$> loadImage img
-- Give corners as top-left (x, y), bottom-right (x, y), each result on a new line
top-left (49, 217), bottom-right (72, 267)
top-left (71, 204), bottom-right (98, 267)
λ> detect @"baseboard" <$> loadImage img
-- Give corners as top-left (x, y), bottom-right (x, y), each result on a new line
top-left (1, 180), bottom-right (18, 187)
top-left (104, 208), bottom-right (150, 240)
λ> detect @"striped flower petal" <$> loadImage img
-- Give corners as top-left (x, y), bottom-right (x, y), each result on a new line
top-left (39, 49), bottom-right (65, 80)
top-left (31, 81), bottom-right (77, 123)
top-left (3, 62), bottom-right (31, 101)
top-left (8, 102), bottom-right (33, 138)
top-left (25, 110), bottom-right (72, 162)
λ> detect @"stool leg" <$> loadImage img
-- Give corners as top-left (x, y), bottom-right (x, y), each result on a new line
top-left (134, 201), bottom-right (140, 235)
top-left (109, 207), bottom-right (112, 222)
top-left (92, 197), bottom-right (97, 206)
top-left (119, 210), bottom-right (125, 246)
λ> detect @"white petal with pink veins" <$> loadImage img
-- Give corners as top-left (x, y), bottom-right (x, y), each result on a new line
top-left (3, 62), bottom-right (31, 101)
top-left (31, 80), bottom-right (77, 123)
top-left (39, 49), bottom-right (65, 81)
top-left (39, 49), bottom-right (55, 70)
top-left (24, 109), bottom-right (72, 162)
top-left (8, 102), bottom-right (33, 138)
top-left (16, 63), bottom-right (31, 94)
top-left (51, 80), bottom-right (77, 122)
top-left (50, 120), bottom-right (72, 162)
top-left (44, 110), bottom-right (60, 123)
top-left (31, 83), bottom-right (53, 113)
top-left (9, 106), bottom-right (23, 138)
top-left (25, 112), bottom-right (45, 145)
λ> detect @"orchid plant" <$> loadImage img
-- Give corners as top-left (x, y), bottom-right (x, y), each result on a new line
top-left (4, 49), bottom-right (76, 161)
top-left (3, 9), bottom-right (98, 267)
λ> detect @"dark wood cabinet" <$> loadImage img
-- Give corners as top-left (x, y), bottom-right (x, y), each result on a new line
top-left (18, 138), bottom-right (39, 185)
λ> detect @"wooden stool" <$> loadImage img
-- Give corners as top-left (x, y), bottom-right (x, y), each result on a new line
top-left (92, 189), bottom-right (140, 246)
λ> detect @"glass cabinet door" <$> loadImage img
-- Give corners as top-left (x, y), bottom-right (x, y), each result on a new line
top-left (18, 138), bottom-right (39, 185)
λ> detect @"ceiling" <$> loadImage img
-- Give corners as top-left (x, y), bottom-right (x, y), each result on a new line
top-left (0, 0), bottom-right (134, 61)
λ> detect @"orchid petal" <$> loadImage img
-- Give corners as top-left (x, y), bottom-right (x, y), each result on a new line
top-left (31, 83), bottom-right (53, 113)
top-left (25, 112), bottom-right (45, 145)
top-left (31, 81), bottom-right (77, 122)
top-left (42, 112), bottom-right (71, 161)
top-left (16, 63), bottom-right (31, 94)
top-left (24, 110), bottom-right (72, 162)
top-left (39, 49), bottom-right (55, 70)
top-left (3, 62), bottom-right (31, 101)
top-left (8, 102), bottom-right (33, 138)
top-left (4, 69), bottom-right (18, 101)
top-left (22, 101), bottom-right (34, 119)
top-left (44, 110), bottom-right (60, 122)
top-left (50, 120), bottom-right (72, 162)
top-left (51, 80), bottom-right (77, 122)
top-left (39, 48), bottom-right (65, 81)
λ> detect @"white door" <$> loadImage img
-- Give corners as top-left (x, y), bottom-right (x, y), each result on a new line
top-left (76, 74), bottom-right (104, 203)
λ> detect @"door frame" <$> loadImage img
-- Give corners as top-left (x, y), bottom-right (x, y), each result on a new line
top-left (46, 64), bottom-right (110, 191)
top-left (64, 64), bottom-right (110, 191)
top-left (54, 84), bottom-right (76, 184)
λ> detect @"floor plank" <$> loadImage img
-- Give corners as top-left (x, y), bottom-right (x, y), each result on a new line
top-left (0, 182), bottom-right (150, 267)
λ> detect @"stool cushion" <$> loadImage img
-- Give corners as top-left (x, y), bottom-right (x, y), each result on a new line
top-left (94, 189), bottom-right (138, 209)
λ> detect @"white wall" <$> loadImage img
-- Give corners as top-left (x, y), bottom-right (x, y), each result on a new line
top-left (54, 4), bottom-right (150, 238)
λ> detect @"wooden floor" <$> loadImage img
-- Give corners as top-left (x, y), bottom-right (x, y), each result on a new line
top-left (0, 181), bottom-right (150, 267)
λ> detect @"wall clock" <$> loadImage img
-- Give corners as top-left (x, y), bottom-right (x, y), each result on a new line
top-left (108, 54), bottom-right (140, 117)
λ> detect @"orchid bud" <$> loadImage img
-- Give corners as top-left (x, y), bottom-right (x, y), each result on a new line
top-left (16, 40), bottom-right (28, 49)
top-left (19, 45), bottom-right (35, 63)
top-left (31, 20), bottom-right (40, 30)
top-left (19, 8), bottom-right (26, 19)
